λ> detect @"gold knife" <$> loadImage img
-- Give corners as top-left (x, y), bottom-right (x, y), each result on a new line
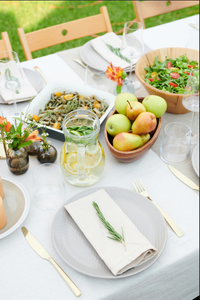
top-left (168, 165), bottom-right (199, 192)
top-left (21, 227), bottom-right (81, 297)
top-left (189, 23), bottom-right (199, 30)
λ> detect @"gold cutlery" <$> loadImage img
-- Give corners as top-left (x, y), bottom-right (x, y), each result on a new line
top-left (34, 66), bottom-right (49, 85)
top-left (21, 226), bottom-right (81, 297)
top-left (72, 57), bottom-right (101, 79)
top-left (133, 179), bottom-right (184, 238)
top-left (168, 165), bottom-right (199, 192)
top-left (189, 23), bottom-right (199, 30)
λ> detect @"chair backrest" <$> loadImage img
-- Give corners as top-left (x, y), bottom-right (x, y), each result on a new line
top-left (0, 32), bottom-right (13, 59)
top-left (132, 1), bottom-right (199, 29)
top-left (17, 6), bottom-right (112, 60)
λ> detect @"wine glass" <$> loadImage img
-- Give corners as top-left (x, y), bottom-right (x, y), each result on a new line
top-left (0, 51), bottom-right (24, 120)
top-left (120, 21), bottom-right (144, 91)
top-left (182, 71), bottom-right (199, 145)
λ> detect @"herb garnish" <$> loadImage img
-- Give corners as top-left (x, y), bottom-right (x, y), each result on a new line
top-left (106, 43), bottom-right (131, 64)
top-left (67, 125), bottom-right (94, 136)
top-left (92, 201), bottom-right (126, 251)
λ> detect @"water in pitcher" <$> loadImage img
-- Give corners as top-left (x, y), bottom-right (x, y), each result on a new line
top-left (60, 110), bottom-right (105, 187)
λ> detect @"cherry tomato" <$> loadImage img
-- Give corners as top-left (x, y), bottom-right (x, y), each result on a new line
top-left (184, 71), bottom-right (194, 76)
top-left (169, 82), bottom-right (178, 87)
top-left (166, 61), bottom-right (173, 69)
top-left (148, 78), bottom-right (154, 82)
top-left (151, 72), bottom-right (158, 79)
top-left (188, 65), bottom-right (195, 68)
top-left (170, 72), bottom-right (180, 79)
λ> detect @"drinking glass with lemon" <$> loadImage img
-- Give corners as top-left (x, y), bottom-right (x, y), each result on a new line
top-left (60, 110), bottom-right (105, 186)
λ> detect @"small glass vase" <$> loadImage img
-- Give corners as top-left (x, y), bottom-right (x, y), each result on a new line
top-left (6, 147), bottom-right (29, 175)
top-left (36, 145), bottom-right (57, 164)
top-left (112, 77), bottom-right (135, 96)
top-left (26, 141), bottom-right (41, 156)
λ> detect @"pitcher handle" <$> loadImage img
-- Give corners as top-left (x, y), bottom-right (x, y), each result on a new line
top-left (77, 144), bottom-right (85, 179)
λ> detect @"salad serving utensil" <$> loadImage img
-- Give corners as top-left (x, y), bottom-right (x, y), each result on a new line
top-left (133, 179), bottom-right (184, 238)
top-left (34, 66), bottom-right (49, 85)
top-left (168, 165), bottom-right (199, 191)
top-left (21, 226), bottom-right (81, 297)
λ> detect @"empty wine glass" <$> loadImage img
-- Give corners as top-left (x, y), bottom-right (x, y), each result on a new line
top-left (0, 51), bottom-right (24, 120)
top-left (182, 71), bottom-right (199, 145)
top-left (120, 21), bottom-right (144, 91)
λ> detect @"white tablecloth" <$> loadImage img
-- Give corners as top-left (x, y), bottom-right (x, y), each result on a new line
top-left (0, 14), bottom-right (199, 300)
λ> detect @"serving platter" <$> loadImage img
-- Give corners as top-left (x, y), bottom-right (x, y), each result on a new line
top-left (0, 176), bottom-right (30, 239)
top-left (52, 186), bottom-right (167, 279)
top-left (23, 80), bottom-right (116, 141)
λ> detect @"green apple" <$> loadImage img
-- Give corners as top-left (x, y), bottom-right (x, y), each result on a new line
top-left (142, 95), bottom-right (167, 118)
top-left (106, 114), bottom-right (131, 137)
top-left (115, 93), bottom-right (137, 115)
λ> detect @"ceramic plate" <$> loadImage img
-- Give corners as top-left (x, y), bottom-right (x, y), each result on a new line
top-left (52, 187), bottom-right (167, 279)
top-left (0, 68), bottom-right (46, 104)
top-left (192, 143), bottom-right (199, 177)
top-left (80, 40), bottom-right (152, 72)
top-left (0, 176), bottom-right (30, 239)
top-left (23, 80), bottom-right (116, 141)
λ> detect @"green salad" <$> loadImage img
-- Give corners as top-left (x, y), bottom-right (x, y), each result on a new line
top-left (144, 54), bottom-right (199, 94)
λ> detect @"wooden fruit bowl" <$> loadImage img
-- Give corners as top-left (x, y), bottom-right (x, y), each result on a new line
top-left (104, 97), bottom-right (161, 163)
top-left (135, 47), bottom-right (199, 114)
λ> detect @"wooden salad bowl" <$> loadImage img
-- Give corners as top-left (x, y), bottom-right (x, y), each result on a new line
top-left (135, 47), bottom-right (199, 114)
top-left (104, 97), bottom-right (161, 163)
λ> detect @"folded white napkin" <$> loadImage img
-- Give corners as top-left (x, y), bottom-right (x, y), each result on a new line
top-left (65, 189), bottom-right (157, 276)
top-left (90, 32), bottom-right (139, 69)
top-left (0, 67), bottom-right (38, 104)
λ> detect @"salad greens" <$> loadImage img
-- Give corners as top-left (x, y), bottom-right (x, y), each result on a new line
top-left (144, 54), bottom-right (199, 94)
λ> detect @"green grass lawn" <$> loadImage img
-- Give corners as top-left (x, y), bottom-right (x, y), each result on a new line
top-left (0, 1), bottom-right (199, 62)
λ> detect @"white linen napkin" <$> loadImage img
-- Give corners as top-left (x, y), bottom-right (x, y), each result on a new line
top-left (90, 32), bottom-right (138, 69)
top-left (0, 67), bottom-right (38, 104)
top-left (65, 189), bottom-right (157, 276)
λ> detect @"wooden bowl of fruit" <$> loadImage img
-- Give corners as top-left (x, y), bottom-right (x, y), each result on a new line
top-left (135, 47), bottom-right (199, 114)
top-left (104, 94), bottom-right (163, 163)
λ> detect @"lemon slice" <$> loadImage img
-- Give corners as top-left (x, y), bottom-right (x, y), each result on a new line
top-left (65, 142), bottom-right (77, 153)
top-left (85, 143), bottom-right (99, 155)
top-left (69, 130), bottom-right (81, 136)
top-left (60, 144), bottom-right (66, 165)
top-left (64, 153), bottom-right (91, 175)
top-left (85, 145), bottom-right (102, 169)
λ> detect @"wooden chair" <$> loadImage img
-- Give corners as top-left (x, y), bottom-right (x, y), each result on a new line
top-left (132, 1), bottom-right (199, 29)
top-left (0, 32), bottom-right (13, 59)
top-left (17, 6), bottom-right (112, 60)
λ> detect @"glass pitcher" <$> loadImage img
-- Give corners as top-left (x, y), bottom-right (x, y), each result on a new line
top-left (60, 109), bottom-right (105, 186)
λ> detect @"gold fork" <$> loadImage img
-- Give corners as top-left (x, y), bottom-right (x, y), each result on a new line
top-left (133, 179), bottom-right (184, 238)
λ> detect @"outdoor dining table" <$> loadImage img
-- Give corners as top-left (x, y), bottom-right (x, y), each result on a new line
top-left (0, 14), bottom-right (199, 300)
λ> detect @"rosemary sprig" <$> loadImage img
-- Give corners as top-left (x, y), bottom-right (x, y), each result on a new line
top-left (92, 201), bottom-right (126, 251)
top-left (106, 43), bottom-right (131, 64)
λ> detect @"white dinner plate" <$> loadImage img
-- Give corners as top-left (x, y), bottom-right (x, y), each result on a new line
top-left (0, 176), bottom-right (30, 239)
top-left (0, 68), bottom-right (46, 104)
top-left (52, 187), bottom-right (167, 279)
top-left (192, 143), bottom-right (199, 177)
top-left (23, 80), bottom-right (116, 141)
top-left (80, 39), bottom-right (152, 72)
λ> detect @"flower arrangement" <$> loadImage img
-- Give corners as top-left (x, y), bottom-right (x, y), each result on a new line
top-left (40, 127), bottom-right (51, 151)
top-left (106, 62), bottom-right (127, 94)
top-left (0, 116), bottom-right (41, 151)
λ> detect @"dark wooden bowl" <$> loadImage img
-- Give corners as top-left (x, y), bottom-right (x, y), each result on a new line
top-left (135, 47), bottom-right (199, 114)
top-left (104, 97), bottom-right (161, 163)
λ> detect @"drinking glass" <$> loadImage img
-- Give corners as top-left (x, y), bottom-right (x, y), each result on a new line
top-left (182, 71), bottom-right (199, 145)
top-left (160, 122), bottom-right (191, 165)
top-left (32, 163), bottom-right (66, 210)
top-left (0, 51), bottom-right (24, 120)
top-left (120, 21), bottom-right (144, 90)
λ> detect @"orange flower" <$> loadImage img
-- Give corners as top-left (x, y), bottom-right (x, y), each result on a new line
top-left (106, 63), bottom-right (125, 86)
top-left (0, 116), bottom-right (7, 126)
top-left (23, 130), bottom-right (42, 142)
top-left (4, 122), bottom-right (12, 132)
